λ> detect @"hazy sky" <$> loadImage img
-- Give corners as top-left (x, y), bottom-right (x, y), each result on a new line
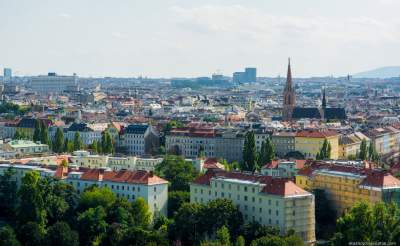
top-left (1, 0), bottom-right (399, 77)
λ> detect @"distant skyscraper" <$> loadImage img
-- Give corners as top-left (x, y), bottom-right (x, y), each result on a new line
top-left (3, 68), bottom-right (12, 81)
top-left (282, 58), bottom-right (296, 121)
top-left (232, 67), bottom-right (257, 84)
top-left (245, 67), bottom-right (257, 83)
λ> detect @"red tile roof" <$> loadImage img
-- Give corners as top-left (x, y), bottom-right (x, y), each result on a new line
top-left (296, 129), bottom-right (338, 138)
top-left (192, 169), bottom-right (309, 197)
top-left (79, 169), bottom-right (168, 185)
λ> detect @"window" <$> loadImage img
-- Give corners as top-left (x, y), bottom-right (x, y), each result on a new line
top-left (252, 187), bottom-right (255, 193)
top-left (259, 208), bottom-right (262, 212)
top-left (268, 209), bottom-right (271, 215)
top-left (244, 187), bottom-right (248, 192)
top-left (154, 187), bottom-right (157, 192)
top-left (276, 210), bottom-right (279, 216)
top-left (244, 196), bottom-right (248, 201)
top-left (252, 197), bottom-right (255, 202)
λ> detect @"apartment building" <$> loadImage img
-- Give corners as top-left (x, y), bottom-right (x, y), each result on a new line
top-left (191, 169), bottom-right (315, 243)
top-left (70, 150), bottom-right (163, 171)
top-left (338, 132), bottom-right (370, 158)
top-left (271, 131), bottom-right (296, 158)
top-left (364, 126), bottom-right (400, 155)
top-left (295, 129), bottom-right (340, 159)
top-left (2, 140), bottom-right (49, 158)
top-left (65, 123), bottom-right (102, 146)
top-left (30, 73), bottom-right (78, 94)
top-left (123, 124), bottom-right (159, 156)
top-left (261, 160), bottom-right (306, 178)
top-left (296, 161), bottom-right (400, 213)
top-left (0, 164), bottom-right (168, 216)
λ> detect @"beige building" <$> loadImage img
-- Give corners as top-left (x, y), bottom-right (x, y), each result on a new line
top-left (338, 132), bottom-right (370, 158)
top-left (191, 169), bottom-right (315, 244)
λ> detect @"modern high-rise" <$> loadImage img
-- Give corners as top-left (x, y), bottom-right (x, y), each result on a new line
top-left (3, 68), bottom-right (12, 81)
top-left (245, 67), bottom-right (257, 83)
top-left (30, 72), bottom-right (78, 94)
top-left (232, 67), bottom-right (257, 83)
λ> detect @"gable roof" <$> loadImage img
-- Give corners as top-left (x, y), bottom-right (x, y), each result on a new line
top-left (125, 124), bottom-right (149, 134)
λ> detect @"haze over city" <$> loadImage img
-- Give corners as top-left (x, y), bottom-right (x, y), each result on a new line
top-left (1, 0), bottom-right (400, 77)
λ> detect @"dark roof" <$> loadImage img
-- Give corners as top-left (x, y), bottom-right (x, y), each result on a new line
top-left (292, 107), bottom-right (321, 119)
top-left (125, 124), bottom-right (149, 134)
top-left (68, 123), bottom-right (92, 132)
top-left (17, 118), bottom-right (52, 128)
top-left (324, 108), bottom-right (346, 120)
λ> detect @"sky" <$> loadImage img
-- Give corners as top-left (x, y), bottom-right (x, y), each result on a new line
top-left (1, 0), bottom-right (399, 78)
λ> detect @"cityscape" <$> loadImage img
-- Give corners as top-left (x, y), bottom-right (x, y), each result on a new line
top-left (1, 1), bottom-right (400, 246)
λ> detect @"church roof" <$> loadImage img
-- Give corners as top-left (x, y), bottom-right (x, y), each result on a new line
top-left (292, 107), bottom-right (321, 119)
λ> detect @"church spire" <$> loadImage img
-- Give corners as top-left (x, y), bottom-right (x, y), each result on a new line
top-left (322, 87), bottom-right (327, 109)
top-left (282, 58), bottom-right (296, 121)
top-left (286, 58), bottom-right (292, 89)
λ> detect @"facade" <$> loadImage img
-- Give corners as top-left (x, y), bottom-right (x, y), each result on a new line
top-left (65, 123), bottom-right (102, 146)
top-left (295, 129), bottom-right (340, 159)
top-left (31, 73), bottom-right (78, 94)
top-left (123, 124), bottom-right (159, 156)
top-left (70, 150), bottom-right (163, 171)
top-left (3, 68), bottom-right (12, 81)
top-left (364, 126), bottom-right (400, 155)
top-left (296, 161), bottom-right (400, 213)
top-left (338, 132), bottom-right (370, 158)
top-left (261, 160), bottom-right (306, 178)
top-left (271, 131), bottom-right (296, 157)
top-left (191, 169), bottom-right (315, 243)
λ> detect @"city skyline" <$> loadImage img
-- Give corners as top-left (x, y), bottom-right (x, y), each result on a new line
top-left (1, 0), bottom-right (400, 77)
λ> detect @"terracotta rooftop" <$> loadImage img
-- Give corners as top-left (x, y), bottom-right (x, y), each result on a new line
top-left (296, 129), bottom-right (338, 138)
top-left (78, 169), bottom-right (168, 185)
top-left (193, 169), bottom-right (309, 197)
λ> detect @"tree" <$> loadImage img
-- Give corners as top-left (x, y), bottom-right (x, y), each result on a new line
top-left (18, 221), bottom-right (45, 246)
top-left (0, 226), bottom-right (20, 246)
top-left (235, 236), bottom-right (245, 246)
top-left (53, 128), bottom-right (65, 153)
top-left (259, 138), bottom-right (275, 166)
top-left (79, 187), bottom-right (117, 211)
top-left (317, 139), bottom-right (331, 160)
top-left (40, 123), bottom-right (51, 146)
top-left (0, 167), bottom-right (18, 218)
top-left (241, 221), bottom-right (280, 244)
top-left (17, 171), bottom-right (47, 228)
top-left (66, 140), bottom-right (74, 153)
top-left (169, 203), bottom-right (203, 245)
top-left (91, 140), bottom-right (99, 154)
top-left (102, 131), bottom-right (113, 154)
top-left (242, 131), bottom-right (258, 172)
top-left (155, 155), bottom-right (198, 192)
top-left (368, 143), bottom-right (380, 163)
top-left (250, 235), bottom-right (287, 246)
top-left (359, 139), bottom-right (368, 160)
top-left (121, 227), bottom-right (168, 246)
top-left (131, 197), bottom-right (152, 228)
top-left (33, 119), bottom-right (41, 142)
top-left (45, 222), bottom-right (79, 246)
top-left (77, 206), bottom-right (108, 246)
top-left (73, 132), bottom-right (83, 151)
top-left (332, 201), bottom-right (400, 245)
top-left (216, 225), bottom-right (230, 246)
top-left (168, 190), bottom-right (190, 217)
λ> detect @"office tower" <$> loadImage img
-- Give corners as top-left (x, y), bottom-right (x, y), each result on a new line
top-left (245, 67), bottom-right (257, 83)
top-left (3, 68), bottom-right (12, 81)
top-left (31, 72), bottom-right (78, 94)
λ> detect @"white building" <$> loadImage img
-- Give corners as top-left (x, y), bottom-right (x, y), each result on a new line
top-left (66, 123), bottom-right (102, 146)
top-left (191, 169), bottom-right (315, 243)
top-left (2, 140), bottom-right (49, 158)
top-left (0, 164), bottom-right (168, 216)
top-left (31, 73), bottom-right (78, 94)
top-left (123, 124), bottom-right (159, 156)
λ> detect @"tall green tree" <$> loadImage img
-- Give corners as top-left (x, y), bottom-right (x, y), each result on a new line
top-left (317, 139), bottom-right (331, 160)
top-left (216, 225), bottom-right (231, 246)
top-left (73, 132), bottom-right (83, 151)
top-left (331, 201), bottom-right (400, 245)
top-left (0, 167), bottom-right (18, 218)
top-left (131, 197), bottom-right (152, 228)
top-left (0, 226), bottom-right (20, 246)
top-left (40, 123), bottom-right (51, 146)
top-left (53, 127), bottom-right (65, 153)
top-left (91, 140), bottom-right (99, 154)
top-left (17, 171), bottom-right (47, 228)
top-left (102, 131), bottom-right (113, 154)
top-left (168, 191), bottom-right (190, 218)
top-left (33, 119), bottom-right (41, 142)
top-left (45, 221), bottom-right (79, 246)
top-left (77, 206), bottom-right (108, 246)
top-left (242, 131), bottom-right (258, 172)
top-left (155, 155), bottom-right (198, 192)
top-left (259, 138), bottom-right (275, 165)
top-left (359, 139), bottom-right (368, 160)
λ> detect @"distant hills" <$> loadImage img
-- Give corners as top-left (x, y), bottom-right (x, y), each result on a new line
top-left (354, 66), bottom-right (400, 78)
